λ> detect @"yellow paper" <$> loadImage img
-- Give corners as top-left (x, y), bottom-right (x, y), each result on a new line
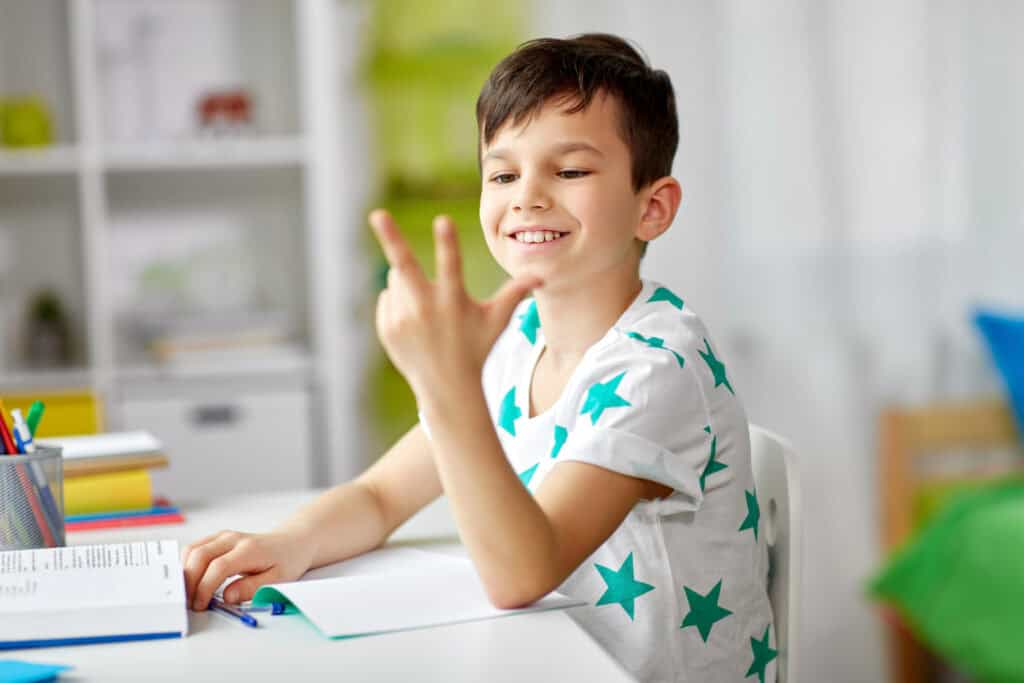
top-left (63, 469), bottom-right (152, 516)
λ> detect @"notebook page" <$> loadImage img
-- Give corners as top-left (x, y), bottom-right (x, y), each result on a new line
top-left (254, 553), bottom-right (585, 638)
top-left (0, 540), bottom-right (184, 613)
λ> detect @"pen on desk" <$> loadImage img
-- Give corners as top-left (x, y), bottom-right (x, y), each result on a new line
top-left (239, 601), bottom-right (288, 615)
top-left (208, 596), bottom-right (260, 628)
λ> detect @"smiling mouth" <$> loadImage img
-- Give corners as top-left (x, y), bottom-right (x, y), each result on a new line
top-left (510, 230), bottom-right (569, 244)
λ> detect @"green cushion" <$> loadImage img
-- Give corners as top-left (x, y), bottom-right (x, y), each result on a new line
top-left (870, 479), bottom-right (1024, 683)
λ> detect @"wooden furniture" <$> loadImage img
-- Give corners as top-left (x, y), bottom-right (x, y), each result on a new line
top-left (879, 399), bottom-right (1020, 683)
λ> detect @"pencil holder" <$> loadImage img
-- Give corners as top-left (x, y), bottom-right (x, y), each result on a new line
top-left (0, 446), bottom-right (65, 550)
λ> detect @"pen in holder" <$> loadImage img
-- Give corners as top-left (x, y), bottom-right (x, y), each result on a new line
top-left (0, 445), bottom-right (64, 550)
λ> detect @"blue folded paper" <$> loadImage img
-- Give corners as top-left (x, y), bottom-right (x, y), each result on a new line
top-left (974, 309), bottom-right (1024, 434)
top-left (0, 659), bottom-right (71, 683)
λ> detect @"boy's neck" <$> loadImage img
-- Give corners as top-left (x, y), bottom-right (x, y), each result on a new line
top-left (533, 268), bottom-right (643, 369)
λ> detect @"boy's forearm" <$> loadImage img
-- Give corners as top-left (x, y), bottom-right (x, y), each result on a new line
top-left (417, 376), bottom-right (559, 607)
top-left (274, 481), bottom-right (388, 570)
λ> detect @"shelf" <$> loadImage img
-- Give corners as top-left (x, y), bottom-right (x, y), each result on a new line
top-left (115, 347), bottom-right (313, 384)
top-left (102, 136), bottom-right (307, 171)
top-left (0, 367), bottom-right (94, 391)
top-left (0, 146), bottom-right (79, 176)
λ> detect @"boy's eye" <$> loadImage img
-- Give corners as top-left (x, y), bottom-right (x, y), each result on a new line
top-left (558, 169), bottom-right (589, 179)
top-left (491, 173), bottom-right (517, 184)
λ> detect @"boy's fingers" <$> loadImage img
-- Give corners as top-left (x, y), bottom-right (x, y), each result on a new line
top-left (433, 215), bottom-right (464, 295)
top-left (222, 567), bottom-right (284, 603)
top-left (369, 209), bottom-right (429, 292)
top-left (192, 546), bottom-right (256, 612)
top-left (487, 276), bottom-right (543, 326)
top-left (182, 534), bottom-right (238, 604)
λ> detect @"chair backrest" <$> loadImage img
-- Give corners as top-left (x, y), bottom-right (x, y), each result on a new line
top-left (749, 424), bottom-right (801, 683)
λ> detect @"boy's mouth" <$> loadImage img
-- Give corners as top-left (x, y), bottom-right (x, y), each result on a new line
top-left (509, 229), bottom-right (569, 244)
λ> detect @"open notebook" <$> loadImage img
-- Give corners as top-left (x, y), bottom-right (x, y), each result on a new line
top-left (0, 540), bottom-right (187, 650)
top-left (251, 546), bottom-right (586, 639)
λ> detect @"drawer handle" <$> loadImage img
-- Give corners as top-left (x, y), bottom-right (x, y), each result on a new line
top-left (191, 404), bottom-right (240, 427)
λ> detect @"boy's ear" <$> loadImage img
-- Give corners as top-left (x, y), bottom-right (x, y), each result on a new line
top-left (636, 177), bottom-right (682, 242)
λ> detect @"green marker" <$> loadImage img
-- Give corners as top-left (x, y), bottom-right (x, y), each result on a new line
top-left (26, 401), bottom-right (45, 437)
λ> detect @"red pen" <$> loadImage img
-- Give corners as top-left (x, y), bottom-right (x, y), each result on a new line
top-left (0, 401), bottom-right (16, 455)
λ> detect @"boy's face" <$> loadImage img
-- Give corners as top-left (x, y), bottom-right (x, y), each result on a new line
top-left (479, 93), bottom-right (647, 292)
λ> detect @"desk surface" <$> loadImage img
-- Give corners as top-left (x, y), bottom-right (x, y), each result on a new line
top-left (22, 491), bottom-right (634, 683)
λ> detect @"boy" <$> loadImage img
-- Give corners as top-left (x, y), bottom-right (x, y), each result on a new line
top-left (183, 34), bottom-right (774, 682)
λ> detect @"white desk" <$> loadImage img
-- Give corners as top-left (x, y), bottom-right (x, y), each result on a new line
top-left (22, 491), bottom-right (634, 682)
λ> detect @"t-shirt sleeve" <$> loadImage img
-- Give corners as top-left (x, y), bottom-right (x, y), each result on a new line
top-left (553, 336), bottom-right (722, 514)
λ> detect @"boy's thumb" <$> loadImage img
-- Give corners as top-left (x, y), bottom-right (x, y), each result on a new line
top-left (488, 276), bottom-right (542, 325)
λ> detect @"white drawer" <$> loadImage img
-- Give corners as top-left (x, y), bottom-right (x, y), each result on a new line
top-left (119, 389), bottom-right (312, 504)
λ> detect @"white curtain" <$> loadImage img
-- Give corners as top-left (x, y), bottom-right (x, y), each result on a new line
top-left (535, 2), bottom-right (1023, 681)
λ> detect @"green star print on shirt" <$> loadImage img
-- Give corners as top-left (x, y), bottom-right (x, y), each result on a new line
top-left (499, 387), bottom-right (521, 436)
top-left (626, 331), bottom-right (686, 368)
top-left (580, 372), bottom-right (631, 425)
top-left (519, 300), bottom-right (540, 344)
top-left (699, 339), bottom-right (734, 395)
top-left (680, 579), bottom-right (733, 642)
top-left (699, 430), bottom-right (727, 491)
top-left (595, 552), bottom-right (655, 620)
top-left (739, 489), bottom-right (761, 541)
top-left (518, 462), bottom-right (539, 487)
top-left (647, 286), bottom-right (684, 310)
top-left (746, 625), bottom-right (778, 682)
top-left (550, 425), bottom-right (568, 458)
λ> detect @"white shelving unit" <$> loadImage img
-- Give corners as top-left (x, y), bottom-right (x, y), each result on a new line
top-left (0, 0), bottom-right (368, 502)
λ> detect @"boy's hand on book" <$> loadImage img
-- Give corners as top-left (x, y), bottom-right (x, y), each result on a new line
top-left (370, 209), bottom-right (541, 401)
top-left (181, 530), bottom-right (314, 611)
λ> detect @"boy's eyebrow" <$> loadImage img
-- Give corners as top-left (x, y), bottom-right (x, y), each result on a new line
top-left (481, 141), bottom-right (605, 164)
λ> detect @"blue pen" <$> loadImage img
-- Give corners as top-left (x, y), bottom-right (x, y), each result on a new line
top-left (208, 596), bottom-right (259, 628)
top-left (11, 409), bottom-right (64, 544)
top-left (239, 601), bottom-right (287, 615)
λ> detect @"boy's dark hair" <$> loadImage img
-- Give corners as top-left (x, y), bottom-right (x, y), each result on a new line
top-left (476, 33), bottom-right (679, 194)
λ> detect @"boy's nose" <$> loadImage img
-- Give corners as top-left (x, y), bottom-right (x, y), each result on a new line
top-left (512, 180), bottom-right (551, 212)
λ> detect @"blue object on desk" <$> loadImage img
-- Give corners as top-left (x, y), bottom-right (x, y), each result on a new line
top-left (975, 309), bottom-right (1024, 434)
top-left (0, 659), bottom-right (71, 683)
top-left (208, 597), bottom-right (259, 628)
top-left (240, 601), bottom-right (287, 615)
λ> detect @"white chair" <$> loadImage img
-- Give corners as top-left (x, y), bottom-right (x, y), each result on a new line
top-left (749, 425), bottom-right (802, 683)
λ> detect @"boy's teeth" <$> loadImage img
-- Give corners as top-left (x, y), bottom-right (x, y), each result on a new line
top-left (516, 231), bottom-right (562, 243)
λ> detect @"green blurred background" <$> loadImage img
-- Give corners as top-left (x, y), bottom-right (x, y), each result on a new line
top-left (362, 0), bottom-right (528, 453)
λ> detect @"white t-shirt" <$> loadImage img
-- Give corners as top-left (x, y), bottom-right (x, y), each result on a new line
top-left (479, 279), bottom-right (776, 683)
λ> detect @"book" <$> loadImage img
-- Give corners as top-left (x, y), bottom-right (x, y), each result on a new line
top-left (63, 469), bottom-right (152, 516)
top-left (64, 500), bottom-right (184, 532)
top-left (38, 431), bottom-right (168, 477)
top-left (0, 540), bottom-right (188, 650)
top-left (251, 546), bottom-right (586, 639)
top-left (64, 512), bottom-right (185, 532)
top-left (39, 431), bottom-right (162, 460)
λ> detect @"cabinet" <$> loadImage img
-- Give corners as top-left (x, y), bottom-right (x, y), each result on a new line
top-left (0, 0), bottom-right (369, 496)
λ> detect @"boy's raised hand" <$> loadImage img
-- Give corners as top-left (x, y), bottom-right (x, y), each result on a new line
top-left (369, 209), bottom-right (541, 400)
